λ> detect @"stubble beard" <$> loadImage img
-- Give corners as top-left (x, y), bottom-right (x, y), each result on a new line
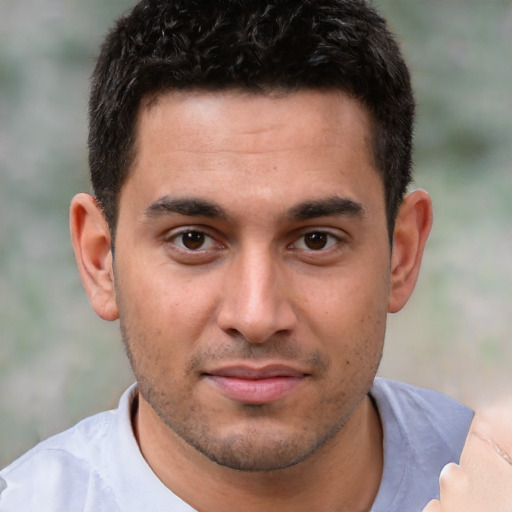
top-left (123, 346), bottom-right (376, 472)
top-left (134, 370), bottom-right (358, 472)
top-left (118, 302), bottom-right (383, 472)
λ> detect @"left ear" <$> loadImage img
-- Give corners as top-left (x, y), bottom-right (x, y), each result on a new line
top-left (388, 189), bottom-right (433, 313)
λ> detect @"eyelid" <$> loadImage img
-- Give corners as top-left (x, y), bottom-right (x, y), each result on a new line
top-left (173, 231), bottom-right (216, 251)
top-left (164, 226), bottom-right (225, 251)
top-left (288, 228), bottom-right (347, 251)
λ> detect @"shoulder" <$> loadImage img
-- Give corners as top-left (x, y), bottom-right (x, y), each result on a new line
top-left (1, 407), bottom-right (114, 473)
top-left (0, 390), bottom-right (134, 512)
top-left (371, 377), bottom-right (473, 444)
top-left (369, 378), bottom-right (474, 512)
top-left (372, 378), bottom-right (473, 424)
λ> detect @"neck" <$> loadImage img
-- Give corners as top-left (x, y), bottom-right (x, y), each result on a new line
top-left (134, 394), bottom-right (383, 512)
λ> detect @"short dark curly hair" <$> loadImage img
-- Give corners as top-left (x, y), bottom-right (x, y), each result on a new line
top-left (89, 0), bottom-right (414, 237)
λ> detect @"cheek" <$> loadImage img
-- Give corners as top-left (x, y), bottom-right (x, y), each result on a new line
top-left (298, 264), bottom-right (388, 368)
top-left (303, 266), bottom-right (388, 334)
top-left (114, 257), bottom-right (221, 352)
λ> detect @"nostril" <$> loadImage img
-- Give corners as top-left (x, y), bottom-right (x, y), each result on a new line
top-left (225, 327), bottom-right (242, 338)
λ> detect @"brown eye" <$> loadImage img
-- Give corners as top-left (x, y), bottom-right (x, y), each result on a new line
top-left (304, 232), bottom-right (329, 250)
top-left (175, 231), bottom-right (212, 250)
top-left (291, 231), bottom-right (340, 252)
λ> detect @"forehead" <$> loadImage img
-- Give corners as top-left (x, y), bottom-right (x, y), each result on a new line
top-left (138, 89), bottom-right (374, 157)
top-left (123, 89), bottom-right (383, 219)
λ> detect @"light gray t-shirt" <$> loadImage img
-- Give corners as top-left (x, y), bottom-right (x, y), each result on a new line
top-left (0, 378), bottom-right (473, 512)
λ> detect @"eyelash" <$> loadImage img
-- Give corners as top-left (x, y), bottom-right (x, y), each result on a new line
top-left (165, 227), bottom-right (345, 255)
top-left (165, 228), bottom-right (221, 252)
top-left (289, 231), bottom-right (343, 252)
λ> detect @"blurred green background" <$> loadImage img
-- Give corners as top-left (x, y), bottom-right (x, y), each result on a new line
top-left (1, 0), bottom-right (511, 467)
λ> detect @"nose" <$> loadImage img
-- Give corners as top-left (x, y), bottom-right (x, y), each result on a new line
top-left (216, 248), bottom-right (297, 344)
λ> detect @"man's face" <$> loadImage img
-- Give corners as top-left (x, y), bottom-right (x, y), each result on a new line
top-left (113, 90), bottom-right (391, 471)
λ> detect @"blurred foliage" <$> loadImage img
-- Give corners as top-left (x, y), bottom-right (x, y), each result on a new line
top-left (0, 0), bottom-right (511, 467)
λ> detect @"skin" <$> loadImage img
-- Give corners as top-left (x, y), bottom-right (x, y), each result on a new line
top-left (70, 90), bottom-right (432, 511)
top-left (423, 402), bottom-right (512, 512)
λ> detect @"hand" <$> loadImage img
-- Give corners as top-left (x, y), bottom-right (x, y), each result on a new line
top-left (423, 402), bottom-right (512, 512)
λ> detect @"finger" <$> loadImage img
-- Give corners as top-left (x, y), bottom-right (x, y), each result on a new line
top-left (422, 499), bottom-right (443, 512)
top-left (437, 463), bottom-right (470, 510)
top-left (438, 462), bottom-right (467, 495)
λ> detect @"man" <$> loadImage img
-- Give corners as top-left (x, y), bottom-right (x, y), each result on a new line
top-left (0, 1), bottom-right (474, 511)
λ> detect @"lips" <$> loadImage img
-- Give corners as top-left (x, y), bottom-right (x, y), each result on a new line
top-left (203, 364), bottom-right (309, 405)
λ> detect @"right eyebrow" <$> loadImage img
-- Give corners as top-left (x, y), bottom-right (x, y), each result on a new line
top-left (141, 196), bottom-right (228, 221)
top-left (286, 196), bottom-right (365, 221)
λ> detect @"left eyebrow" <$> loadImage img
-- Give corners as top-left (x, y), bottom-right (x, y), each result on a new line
top-left (286, 196), bottom-right (365, 221)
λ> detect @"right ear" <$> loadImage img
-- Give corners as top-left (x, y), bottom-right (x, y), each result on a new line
top-left (70, 193), bottom-right (118, 321)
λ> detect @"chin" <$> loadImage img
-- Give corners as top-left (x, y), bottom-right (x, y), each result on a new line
top-left (175, 420), bottom-right (346, 472)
